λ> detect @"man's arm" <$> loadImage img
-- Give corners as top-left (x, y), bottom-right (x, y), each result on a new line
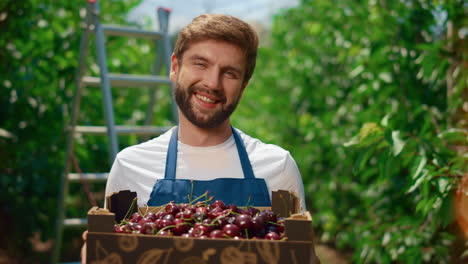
top-left (80, 230), bottom-right (87, 264)
top-left (280, 154), bottom-right (307, 211)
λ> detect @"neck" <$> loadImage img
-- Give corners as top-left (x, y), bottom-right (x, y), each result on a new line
top-left (178, 114), bottom-right (232, 147)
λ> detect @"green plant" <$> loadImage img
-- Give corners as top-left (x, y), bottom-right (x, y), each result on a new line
top-left (234, 0), bottom-right (467, 262)
top-left (0, 0), bottom-right (170, 262)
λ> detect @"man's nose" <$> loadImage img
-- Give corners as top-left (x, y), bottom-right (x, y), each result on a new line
top-left (201, 68), bottom-right (220, 90)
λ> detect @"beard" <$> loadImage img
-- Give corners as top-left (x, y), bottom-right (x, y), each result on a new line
top-left (174, 82), bottom-right (240, 129)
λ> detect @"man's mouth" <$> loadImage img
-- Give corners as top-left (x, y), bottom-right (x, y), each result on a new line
top-left (195, 93), bottom-right (217, 104)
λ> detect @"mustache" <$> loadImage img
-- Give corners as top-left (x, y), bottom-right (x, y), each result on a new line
top-left (188, 85), bottom-right (227, 103)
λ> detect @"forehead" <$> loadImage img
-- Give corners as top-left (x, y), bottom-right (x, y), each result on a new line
top-left (182, 40), bottom-right (246, 69)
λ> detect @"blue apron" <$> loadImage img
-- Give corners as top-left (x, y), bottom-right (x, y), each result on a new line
top-left (147, 126), bottom-right (271, 206)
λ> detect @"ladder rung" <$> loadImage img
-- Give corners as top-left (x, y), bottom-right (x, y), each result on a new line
top-left (75, 125), bottom-right (171, 135)
top-left (82, 74), bottom-right (172, 88)
top-left (68, 173), bottom-right (108, 182)
top-left (64, 218), bottom-right (87, 227)
top-left (102, 25), bottom-right (163, 39)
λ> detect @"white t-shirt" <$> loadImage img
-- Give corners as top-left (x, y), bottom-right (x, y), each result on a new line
top-left (105, 127), bottom-right (306, 210)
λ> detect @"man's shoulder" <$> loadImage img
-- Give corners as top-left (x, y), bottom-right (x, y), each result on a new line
top-left (116, 127), bottom-right (174, 161)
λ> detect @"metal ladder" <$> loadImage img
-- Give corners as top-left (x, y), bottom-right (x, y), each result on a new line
top-left (52, 0), bottom-right (177, 263)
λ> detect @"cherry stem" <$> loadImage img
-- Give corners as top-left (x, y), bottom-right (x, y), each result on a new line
top-left (139, 204), bottom-right (149, 217)
top-left (210, 210), bottom-right (232, 225)
top-left (188, 180), bottom-right (194, 204)
top-left (267, 221), bottom-right (281, 226)
top-left (156, 225), bottom-right (175, 235)
top-left (189, 191), bottom-right (209, 205)
top-left (123, 197), bottom-right (138, 221)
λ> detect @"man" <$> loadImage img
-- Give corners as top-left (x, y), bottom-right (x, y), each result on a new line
top-left (82, 13), bottom-right (306, 263)
top-left (104, 13), bottom-right (306, 210)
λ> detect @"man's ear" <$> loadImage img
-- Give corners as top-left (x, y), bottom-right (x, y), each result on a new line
top-left (170, 53), bottom-right (178, 82)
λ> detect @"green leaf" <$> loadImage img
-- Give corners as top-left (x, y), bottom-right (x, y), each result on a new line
top-left (437, 178), bottom-right (450, 194)
top-left (354, 147), bottom-right (375, 172)
top-left (378, 149), bottom-right (393, 180)
top-left (378, 72), bottom-right (393, 83)
top-left (438, 194), bottom-right (454, 227)
top-left (407, 168), bottom-right (429, 194)
top-left (343, 134), bottom-right (360, 147)
top-left (349, 65), bottom-right (364, 78)
top-left (410, 155), bottom-right (427, 180)
top-left (437, 128), bottom-right (467, 143)
top-left (380, 113), bottom-right (392, 127)
top-left (391, 131), bottom-right (405, 156)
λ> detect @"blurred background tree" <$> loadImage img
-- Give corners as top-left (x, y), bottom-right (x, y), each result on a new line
top-left (1, 0), bottom-right (466, 263)
top-left (236, 0), bottom-right (467, 263)
top-left (0, 0), bottom-right (174, 262)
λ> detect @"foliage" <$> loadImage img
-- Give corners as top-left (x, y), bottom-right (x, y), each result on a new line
top-left (235, 0), bottom-right (467, 263)
top-left (0, 0), bottom-right (174, 262)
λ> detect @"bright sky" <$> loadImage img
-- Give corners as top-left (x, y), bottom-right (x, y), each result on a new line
top-left (127, 0), bottom-right (299, 34)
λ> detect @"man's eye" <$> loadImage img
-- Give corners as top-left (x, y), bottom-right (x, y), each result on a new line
top-left (225, 71), bottom-right (238, 79)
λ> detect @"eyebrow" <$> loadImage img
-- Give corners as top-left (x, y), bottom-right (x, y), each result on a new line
top-left (188, 55), bottom-right (209, 63)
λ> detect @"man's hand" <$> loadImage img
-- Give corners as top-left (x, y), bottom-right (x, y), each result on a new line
top-left (81, 230), bottom-right (87, 264)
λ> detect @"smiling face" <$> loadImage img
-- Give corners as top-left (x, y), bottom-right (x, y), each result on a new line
top-left (171, 39), bottom-right (248, 129)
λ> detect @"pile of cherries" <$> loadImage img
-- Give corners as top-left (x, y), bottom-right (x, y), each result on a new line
top-left (114, 200), bottom-right (285, 240)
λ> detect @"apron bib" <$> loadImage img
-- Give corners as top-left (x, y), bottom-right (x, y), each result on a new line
top-left (147, 127), bottom-right (271, 206)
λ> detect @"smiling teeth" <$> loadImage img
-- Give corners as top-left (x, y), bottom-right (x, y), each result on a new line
top-left (196, 94), bottom-right (216, 103)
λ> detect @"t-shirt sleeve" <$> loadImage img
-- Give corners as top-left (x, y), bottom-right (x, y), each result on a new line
top-left (104, 156), bottom-right (124, 208)
top-left (280, 154), bottom-right (307, 212)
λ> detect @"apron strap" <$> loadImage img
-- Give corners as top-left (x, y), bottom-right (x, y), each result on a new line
top-left (164, 126), bottom-right (178, 180)
top-left (231, 126), bottom-right (255, 180)
top-left (164, 126), bottom-right (256, 180)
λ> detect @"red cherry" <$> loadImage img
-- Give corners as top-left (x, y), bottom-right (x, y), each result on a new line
top-left (213, 216), bottom-right (229, 228)
top-left (263, 210), bottom-right (277, 222)
top-left (141, 222), bottom-right (155, 234)
top-left (228, 204), bottom-right (239, 213)
top-left (252, 214), bottom-right (266, 231)
top-left (222, 224), bottom-right (240, 237)
top-left (195, 206), bottom-right (207, 214)
top-left (173, 218), bottom-right (189, 235)
top-left (155, 211), bottom-right (167, 219)
top-left (131, 224), bottom-right (142, 234)
top-left (212, 200), bottom-right (226, 209)
top-left (163, 214), bottom-right (175, 222)
top-left (165, 202), bottom-right (181, 216)
top-left (193, 212), bottom-right (205, 222)
top-left (247, 207), bottom-right (260, 216)
top-left (201, 219), bottom-right (215, 233)
top-left (276, 222), bottom-right (285, 233)
top-left (192, 225), bottom-right (209, 237)
top-left (130, 212), bottom-right (142, 223)
top-left (145, 212), bottom-right (156, 221)
top-left (120, 223), bottom-right (132, 233)
top-left (114, 224), bottom-right (123, 233)
top-left (234, 214), bottom-right (253, 230)
top-left (157, 219), bottom-right (173, 230)
top-left (157, 230), bottom-right (173, 236)
top-left (209, 229), bottom-right (224, 238)
top-left (264, 232), bottom-right (280, 240)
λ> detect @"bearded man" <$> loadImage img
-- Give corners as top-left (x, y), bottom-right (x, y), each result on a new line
top-left (105, 14), bottom-right (306, 210)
